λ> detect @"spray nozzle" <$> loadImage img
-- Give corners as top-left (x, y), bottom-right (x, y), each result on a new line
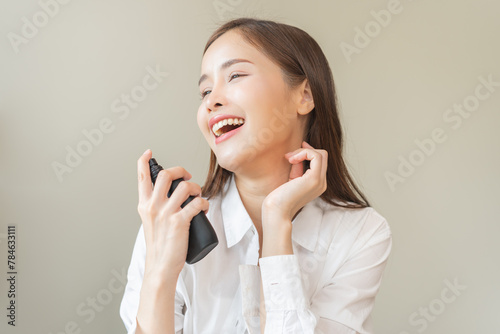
top-left (148, 158), bottom-right (164, 185)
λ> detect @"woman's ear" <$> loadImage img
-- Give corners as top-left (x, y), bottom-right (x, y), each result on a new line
top-left (297, 79), bottom-right (314, 116)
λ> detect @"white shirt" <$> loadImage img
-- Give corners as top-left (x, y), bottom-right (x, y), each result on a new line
top-left (120, 173), bottom-right (392, 334)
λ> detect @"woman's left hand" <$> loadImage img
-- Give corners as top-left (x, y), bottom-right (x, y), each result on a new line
top-left (263, 141), bottom-right (328, 223)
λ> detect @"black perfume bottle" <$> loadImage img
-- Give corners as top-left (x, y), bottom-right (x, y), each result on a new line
top-left (148, 158), bottom-right (218, 264)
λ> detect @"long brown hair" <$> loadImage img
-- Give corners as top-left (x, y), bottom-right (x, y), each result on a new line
top-left (199, 17), bottom-right (370, 209)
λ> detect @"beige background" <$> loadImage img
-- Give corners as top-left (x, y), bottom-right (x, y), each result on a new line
top-left (1, 0), bottom-right (499, 333)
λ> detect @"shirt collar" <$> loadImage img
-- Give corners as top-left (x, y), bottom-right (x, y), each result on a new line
top-left (220, 173), bottom-right (323, 252)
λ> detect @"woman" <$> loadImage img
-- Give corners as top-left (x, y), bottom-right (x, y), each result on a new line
top-left (120, 17), bottom-right (392, 334)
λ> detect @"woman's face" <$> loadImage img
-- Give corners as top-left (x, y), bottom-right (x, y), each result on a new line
top-left (197, 29), bottom-right (312, 176)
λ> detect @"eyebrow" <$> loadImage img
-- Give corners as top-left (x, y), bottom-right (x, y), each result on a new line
top-left (198, 58), bottom-right (254, 87)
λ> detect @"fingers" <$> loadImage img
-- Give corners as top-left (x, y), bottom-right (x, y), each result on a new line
top-left (151, 166), bottom-right (194, 203)
top-left (288, 158), bottom-right (304, 180)
top-left (320, 149), bottom-right (328, 181)
top-left (138, 149), bottom-right (153, 204)
top-left (302, 141), bottom-right (313, 148)
top-left (288, 148), bottom-right (321, 179)
top-left (167, 180), bottom-right (203, 213)
top-left (179, 196), bottom-right (210, 222)
top-left (138, 149), bottom-right (193, 205)
top-left (284, 141), bottom-right (314, 158)
top-left (150, 170), bottom-right (172, 203)
top-left (285, 141), bottom-right (328, 188)
top-left (303, 141), bottom-right (327, 180)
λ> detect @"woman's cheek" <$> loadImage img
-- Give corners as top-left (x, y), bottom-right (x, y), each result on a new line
top-left (196, 110), bottom-right (205, 134)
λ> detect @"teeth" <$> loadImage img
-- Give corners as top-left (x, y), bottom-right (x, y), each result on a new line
top-left (212, 118), bottom-right (245, 137)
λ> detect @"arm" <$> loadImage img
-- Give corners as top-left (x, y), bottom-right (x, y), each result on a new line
top-left (123, 150), bottom-right (206, 333)
top-left (258, 216), bottom-right (393, 334)
top-left (135, 272), bottom-right (178, 334)
top-left (119, 224), bottom-right (185, 334)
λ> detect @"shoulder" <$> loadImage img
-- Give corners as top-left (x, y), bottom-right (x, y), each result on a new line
top-left (317, 197), bottom-right (390, 232)
top-left (314, 197), bottom-right (392, 253)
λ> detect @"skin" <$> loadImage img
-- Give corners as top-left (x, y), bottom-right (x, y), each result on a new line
top-left (197, 29), bottom-right (329, 330)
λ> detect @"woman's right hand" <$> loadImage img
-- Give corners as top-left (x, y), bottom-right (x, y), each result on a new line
top-left (136, 149), bottom-right (209, 281)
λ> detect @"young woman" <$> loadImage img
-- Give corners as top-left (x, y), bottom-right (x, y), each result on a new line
top-left (120, 17), bottom-right (392, 334)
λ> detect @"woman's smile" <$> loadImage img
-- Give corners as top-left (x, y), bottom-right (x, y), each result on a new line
top-left (214, 121), bottom-right (245, 145)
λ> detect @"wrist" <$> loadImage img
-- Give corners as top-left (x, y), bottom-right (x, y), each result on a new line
top-left (262, 223), bottom-right (293, 257)
top-left (142, 274), bottom-right (178, 299)
top-left (143, 265), bottom-right (180, 289)
top-left (145, 253), bottom-right (183, 280)
top-left (262, 206), bottom-right (291, 228)
top-left (262, 210), bottom-right (292, 234)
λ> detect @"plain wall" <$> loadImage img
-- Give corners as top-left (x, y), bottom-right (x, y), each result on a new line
top-left (1, 0), bottom-right (498, 333)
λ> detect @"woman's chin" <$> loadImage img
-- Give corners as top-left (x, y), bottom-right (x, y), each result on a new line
top-left (215, 150), bottom-right (244, 173)
top-left (217, 147), bottom-right (268, 176)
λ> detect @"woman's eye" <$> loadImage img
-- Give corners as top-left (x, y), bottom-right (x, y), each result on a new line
top-left (200, 74), bottom-right (245, 100)
top-left (230, 73), bottom-right (245, 81)
top-left (200, 90), bottom-right (211, 99)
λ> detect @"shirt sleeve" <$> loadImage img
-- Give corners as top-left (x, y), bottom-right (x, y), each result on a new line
top-left (239, 264), bottom-right (263, 334)
top-left (119, 224), bottom-right (185, 334)
top-left (257, 218), bottom-right (393, 334)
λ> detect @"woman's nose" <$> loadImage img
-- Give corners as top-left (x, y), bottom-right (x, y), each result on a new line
top-left (205, 86), bottom-right (227, 111)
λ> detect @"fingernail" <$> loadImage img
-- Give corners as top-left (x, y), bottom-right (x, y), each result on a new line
top-left (143, 149), bottom-right (150, 155)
